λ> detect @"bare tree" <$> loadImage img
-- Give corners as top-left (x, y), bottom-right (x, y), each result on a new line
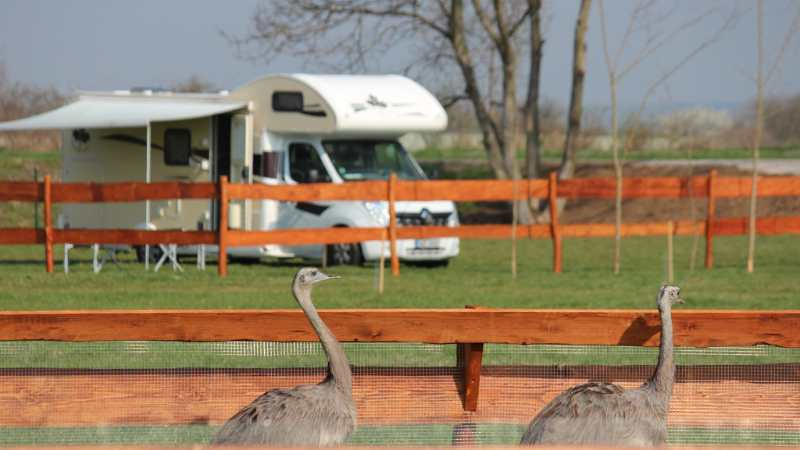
top-left (558, 0), bottom-right (592, 182)
top-left (230, 0), bottom-right (545, 223)
top-left (172, 75), bottom-right (217, 93)
top-left (746, 1), bottom-right (800, 273)
top-left (596, 0), bottom-right (738, 274)
top-left (0, 61), bottom-right (65, 150)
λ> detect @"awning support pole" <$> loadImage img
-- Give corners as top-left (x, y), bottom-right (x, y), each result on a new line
top-left (145, 123), bottom-right (151, 270)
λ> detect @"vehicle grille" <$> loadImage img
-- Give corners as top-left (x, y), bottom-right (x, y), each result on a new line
top-left (396, 211), bottom-right (451, 226)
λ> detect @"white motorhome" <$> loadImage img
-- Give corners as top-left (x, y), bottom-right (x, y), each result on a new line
top-left (0, 74), bottom-right (460, 266)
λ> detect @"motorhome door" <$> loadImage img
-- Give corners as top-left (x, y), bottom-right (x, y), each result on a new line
top-left (230, 113), bottom-right (253, 230)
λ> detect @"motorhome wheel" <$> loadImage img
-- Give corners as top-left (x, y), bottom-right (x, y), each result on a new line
top-left (326, 242), bottom-right (363, 266)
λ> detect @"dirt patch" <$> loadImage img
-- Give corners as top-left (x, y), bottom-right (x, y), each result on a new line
top-left (454, 162), bottom-right (800, 225)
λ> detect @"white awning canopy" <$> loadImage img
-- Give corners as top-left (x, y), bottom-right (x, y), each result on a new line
top-left (0, 92), bottom-right (248, 130)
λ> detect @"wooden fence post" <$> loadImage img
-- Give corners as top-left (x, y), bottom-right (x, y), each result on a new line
top-left (388, 173), bottom-right (399, 277)
top-left (549, 172), bottom-right (562, 273)
top-left (705, 169), bottom-right (717, 269)
top-left (43, 175), bottom-right (53, 273)
top-left (457, 341), bottom-right (484, 412)
top-left (218, 176), bottom-right (228, 277)
top-left (667, 220), bottom-right (674, 283)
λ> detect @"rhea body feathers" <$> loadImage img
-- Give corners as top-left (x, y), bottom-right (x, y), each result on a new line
top-left (520, 285), bottom-right (683, 447)
top-left (212, 268), bottom-right (356, 446)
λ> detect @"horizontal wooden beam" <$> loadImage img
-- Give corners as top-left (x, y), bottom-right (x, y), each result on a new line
top-left (52, 182), bottom-right (216, 203)
top-left (0, 228), bottom-right (43, 244)
top-left (227, 181), bottom-right (388, 201)
top-left (715, 216), bottom-right (800, 236)
top-left (53, 229), bottom-right (216, 245)
top-left (716, 176), bottom-right (800, 198)
top-left (0, 181), bottom-right (42, 201)
top-left (0, 365), bottom-right (795, 427)
top-left (0, 309), bottom-right (797, 347)
top-left (227, 227), bottom-right (386, 246)
top-left (559, 176), bottom-right (709, 199)
top-left (5, 447), bottom-right (795, 450)
top-left (4, 176), bottom-right (800, 205)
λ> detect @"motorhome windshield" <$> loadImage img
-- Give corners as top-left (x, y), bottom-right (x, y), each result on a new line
top-left (322, 140), bottom-right (425, 181)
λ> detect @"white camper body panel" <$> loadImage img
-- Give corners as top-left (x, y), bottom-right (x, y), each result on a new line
top-left (59, 118), bottom-right (213, 233)
top-left (0, 74), bottom-right (459, 264)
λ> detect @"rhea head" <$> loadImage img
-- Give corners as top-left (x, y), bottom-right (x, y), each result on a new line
top-left (657, 285), bottom-right (684, 308)
top-left (294, 267), bottom-right (340, 290)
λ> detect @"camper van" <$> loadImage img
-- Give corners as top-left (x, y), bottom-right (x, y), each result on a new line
top-left (0, 74), bottom-right (460, 266)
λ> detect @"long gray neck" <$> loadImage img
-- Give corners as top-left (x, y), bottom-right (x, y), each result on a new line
top-left (645, 301), bottom-right (675, 402)
top-left (293, 283), bottom-right (352, 394)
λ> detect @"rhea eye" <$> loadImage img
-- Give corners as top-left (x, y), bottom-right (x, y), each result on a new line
top-left (312, 270), bottom-right (318, 276)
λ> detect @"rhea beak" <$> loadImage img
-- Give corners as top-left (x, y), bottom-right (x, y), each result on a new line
top-left (675, 297), bottom-right (685, 304)
top-left (315, 273), bottom-right (341, 283)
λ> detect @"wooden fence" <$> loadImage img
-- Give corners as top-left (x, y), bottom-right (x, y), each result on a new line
top-left (0, 309), bottom-right (797, 429)
top-left (1, 170), bottom-right (800, 276)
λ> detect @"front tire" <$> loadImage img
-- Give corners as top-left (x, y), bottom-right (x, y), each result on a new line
top-left (326, 242), bottom-right (364, 266)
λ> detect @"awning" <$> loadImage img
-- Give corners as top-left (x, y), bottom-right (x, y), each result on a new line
top-left (0, 92), bottom-right (248, 130)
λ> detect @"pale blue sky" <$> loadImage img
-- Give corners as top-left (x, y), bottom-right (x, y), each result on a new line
top-left (1, 0), bottom-right (798, 110)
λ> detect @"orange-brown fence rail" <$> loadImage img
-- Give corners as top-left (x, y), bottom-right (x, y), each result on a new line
top-left (2, 170), bottom-right (800, 276)
top-left (0, 308), bottom-right (797, 448)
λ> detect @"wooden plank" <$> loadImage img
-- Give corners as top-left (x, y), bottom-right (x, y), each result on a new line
top-left (44, 175), bottom-right (53, 273)
top-left (715, 176), bottom-right (800, 198)
top-left (53, 229), bottom-right (215, 246)
top-left (459, 343), bottom-right (484, 412)
top-left (394, 224), bottom-right (551, 240)
top-left (561, 221), bottom-right (704, 238)
top-left (227, 228), bottom-right (386, 246)
top-left (705, 170), bottom-right (717, 269)
top-left (389, 173), bottom-right (399, 276)
top-left (714, 216), bottom-right (800, 236)
top-left (227, 180), bottom-right (388, 201)
top-left (548, 172), bottom-right (562, 273)
top-left (394, 179), bottom-right (549, 201)
top-left (0, 228), bottom-right (44, 244)
top-left (218, 176), bottom-right (228, 278)
top-left (558, 176), bottom-right (708, 199)
top-left (0, 309), bottom-right (797, 347)
top-left (0, 181), bottom-right (42, 201)
top-left (0, 365), bottom-right (795, 428)
top-left (52, 182), bottom-right (216, 203)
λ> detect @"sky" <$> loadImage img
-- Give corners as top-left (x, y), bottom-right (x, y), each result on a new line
top-left (1, 0), bottom-right (798, 112)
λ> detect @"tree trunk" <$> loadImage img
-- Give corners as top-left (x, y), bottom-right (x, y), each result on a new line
top-left (448, 0), bottom-right (509, 179)
top-left (523, 0), bottom-right (543, 215)
top-left (559, 0), bottom-right (592, 182)
top-left (610, 75), bottom-right (622, 274)
top-left (747, 0), bottom-right (765, 273)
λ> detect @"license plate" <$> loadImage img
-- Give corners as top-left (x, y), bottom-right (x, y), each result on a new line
top-left (414, 239), bottom-right (441, 249)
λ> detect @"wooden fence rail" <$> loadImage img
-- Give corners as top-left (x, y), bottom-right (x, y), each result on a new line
top-left (0, 308), bottom-right (797, 416)
top-left (2, 170), bottom-right (800, 276)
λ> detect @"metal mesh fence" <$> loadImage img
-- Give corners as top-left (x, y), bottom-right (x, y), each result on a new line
top-left (0, 341), bottom-right (797, 446)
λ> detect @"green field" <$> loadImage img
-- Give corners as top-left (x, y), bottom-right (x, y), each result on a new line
top-left (1, 147), bottom-right (798, 447)
top-left (0, 234), bottom-right (797, 310)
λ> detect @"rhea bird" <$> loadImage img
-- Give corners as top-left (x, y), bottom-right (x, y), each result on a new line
top-left (520, 285), bottom-right (684, 447)
top-left (212, 268), bottom-right (356, 446)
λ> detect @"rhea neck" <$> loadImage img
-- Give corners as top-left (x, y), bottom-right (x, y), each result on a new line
top-left (292, 281), bottom-right (352, 394)
top-left (645, 298), bottom-right (675, 400)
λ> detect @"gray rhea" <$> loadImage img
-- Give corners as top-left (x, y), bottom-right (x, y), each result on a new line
top-left (212, 268), bottom-right (356, 446)
top-left (520, 285), bottom-right (684, 447)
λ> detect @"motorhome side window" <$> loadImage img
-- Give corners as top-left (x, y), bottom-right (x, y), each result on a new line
top-left (164, 129), bottom-right (191, 166)
top-left (288, 143), bottom-right (330, 183)
top-left (272, 91), bottom-right (303, 112)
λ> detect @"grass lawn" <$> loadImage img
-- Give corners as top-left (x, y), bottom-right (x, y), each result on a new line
top-left (0, 235), bottom-right (797, 310)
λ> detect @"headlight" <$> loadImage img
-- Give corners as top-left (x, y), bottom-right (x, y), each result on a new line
top-left (447, 210), bottom-right (460, 227)
top-left (363, 201), bottom-right (389, 226)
